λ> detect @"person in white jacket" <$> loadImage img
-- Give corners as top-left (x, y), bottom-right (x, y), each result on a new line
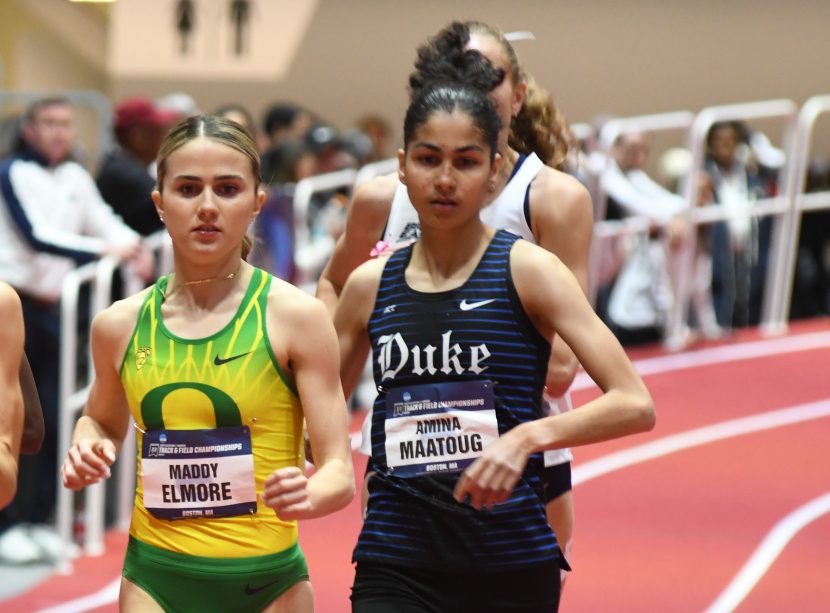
top-left (601, 130), bottom-right (720, 346)
top-left (0, 96), bottom-right (153, 563)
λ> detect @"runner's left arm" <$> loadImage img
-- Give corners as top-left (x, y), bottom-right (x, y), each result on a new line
top-left (262, 293), bottom-right (355, 520)
top-left (455, 242), bottom-right (654, 510)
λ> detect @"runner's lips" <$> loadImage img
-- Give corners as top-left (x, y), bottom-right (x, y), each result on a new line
top-left (430, 197), bottom-right (457, 206)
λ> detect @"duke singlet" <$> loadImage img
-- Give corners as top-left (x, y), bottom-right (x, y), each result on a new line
top-left (354, 230), bottom-right (563, 570)
top-left (375, 152), bottom-right (573, 468)
top-left (120, 268), bottom-right (304, 557)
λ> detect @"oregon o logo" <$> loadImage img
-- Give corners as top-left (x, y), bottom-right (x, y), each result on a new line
top-left (140, 382), bottom-right (241, 430)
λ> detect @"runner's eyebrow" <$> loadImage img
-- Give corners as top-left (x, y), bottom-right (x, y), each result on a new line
top-left (411, 143), bottom-right (485, 154)
top-left (171, 174), bottom-right (246, 181)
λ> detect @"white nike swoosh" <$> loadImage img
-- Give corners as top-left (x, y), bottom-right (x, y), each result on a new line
top-left (459, 298), bottom-right (496, 311)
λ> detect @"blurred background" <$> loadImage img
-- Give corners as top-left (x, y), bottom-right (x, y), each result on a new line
top-left (2, 0), bottom-right (829, 151)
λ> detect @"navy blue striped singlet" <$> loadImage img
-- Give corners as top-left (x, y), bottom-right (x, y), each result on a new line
top-left (353, 229), bottom-right (563, 570)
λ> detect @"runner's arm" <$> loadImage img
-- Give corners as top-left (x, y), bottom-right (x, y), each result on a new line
top-left (0, 286), bottom-right (24, 509)
top-left (62, 304), bottom-right (135, 490)
top-left (19, 353), bottom-right (44, 455)
top-left (263, 293), bottom-right (355, 519)
top-left (334, 259), bottom-right (382, 400)
top-left (455, 243), bottom-right (654, 509)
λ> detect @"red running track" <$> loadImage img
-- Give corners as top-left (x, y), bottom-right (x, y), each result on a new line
top-left (4, 319), bottom-right (829, 612)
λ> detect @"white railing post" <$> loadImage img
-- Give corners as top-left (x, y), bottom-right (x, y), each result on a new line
top-left (764, 95), bottom-right (830, 331)
top-left (55, 261), bottom-right (99, 571)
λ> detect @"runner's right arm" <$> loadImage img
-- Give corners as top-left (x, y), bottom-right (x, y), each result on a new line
top-left (334, 258), bottom-right (384, 399)
top-left (61, 297), bottom-right (141, 490)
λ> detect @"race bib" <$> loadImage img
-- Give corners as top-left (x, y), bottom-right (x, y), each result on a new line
top-left (141, 426), bottom-right (257, 520)
top-left (384, 380), bottom-right (499, 477)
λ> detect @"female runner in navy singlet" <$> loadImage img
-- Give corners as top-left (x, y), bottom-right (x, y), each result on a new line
top-left (336, 81), bottom-right (654, 613)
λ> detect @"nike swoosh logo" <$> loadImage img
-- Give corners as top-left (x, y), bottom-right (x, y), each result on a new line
top-left (245, 578), bottom-right (281, 595)
top-left (459, 298), bottom-right (496, 311)
top-left (214, 351), bottom-right (251, 366)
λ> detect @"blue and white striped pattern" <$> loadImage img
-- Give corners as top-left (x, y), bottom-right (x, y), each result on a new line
top-left (354, 229), bottom-right (562, 570)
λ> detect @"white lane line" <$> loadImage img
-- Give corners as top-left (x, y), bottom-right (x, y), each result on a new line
top-left (571, 330), bottom-right (830, 391)
top-left (35, 576), bottom-right (120, 613)
top-left (573, 399), bottom-right (830, 486)
top-left (704, 492), bottom-right (830, 613)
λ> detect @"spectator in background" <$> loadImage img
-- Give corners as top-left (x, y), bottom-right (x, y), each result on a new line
top-left (792, 160), bottom-right (830, 318)
top-left (261, 102), bottom-right (313, 150)
top-left (0, 96), bottom-right (154, 563)
top-left (259, 103), bottom-right (315, 188)
top-left (96, 97), bottom-right (179, 236)
top-left (705, 121), bottom-right (771, 330)
top-left (601, 130), bottom-right (720, 345)
top-left (355, 113), bottom-right (392, 162)
top-left (249, 139), bottom-right (317, 283)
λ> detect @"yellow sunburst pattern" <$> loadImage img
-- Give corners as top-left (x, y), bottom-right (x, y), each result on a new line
top-left (120, 268), bottom-right (304, 557)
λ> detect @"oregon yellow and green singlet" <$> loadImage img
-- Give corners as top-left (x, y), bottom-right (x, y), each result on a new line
top-left (120, 268), bottom-right (304, 558)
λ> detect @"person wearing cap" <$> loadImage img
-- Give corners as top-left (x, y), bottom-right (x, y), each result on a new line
top-left (0, 96), bottom-right (154, 563)
top-left (97, 97), bottom-right (179, 236)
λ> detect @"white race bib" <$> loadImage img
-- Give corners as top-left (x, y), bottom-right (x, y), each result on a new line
top-left (141, 426), bottom-right (257, 520)
top-left (384, 380), bottom-right (499, 477)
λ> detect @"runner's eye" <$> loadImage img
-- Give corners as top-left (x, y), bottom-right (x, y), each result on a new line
top-left (216, 183), bottom-right (241, 197)
top-left (456, 157), bottom-right (481, 169)
top-left (177, 183), bottom-right (200, 196)
top-left (416, 154), bottom-right (439, 166)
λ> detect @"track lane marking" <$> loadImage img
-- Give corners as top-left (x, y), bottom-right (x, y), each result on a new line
top-left (704, 493), bottom-right (830, 613)
top-left (35, 576), bottom-right (120, 613)
top-left (573, 400), bottom-right (830, 485)
top-left (572, 330), bottom-right (830, 391)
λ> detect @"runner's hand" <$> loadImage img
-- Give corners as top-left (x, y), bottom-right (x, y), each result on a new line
top-left (61, 438), bottom-right (116, 490)
top-left (453, 431), bottom-right (529, 510)
top-left (262, 467), bottom-right (312, 520)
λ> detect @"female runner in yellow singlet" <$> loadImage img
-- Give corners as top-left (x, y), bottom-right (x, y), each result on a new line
top-left (61, 115), bottom-right (354, 612)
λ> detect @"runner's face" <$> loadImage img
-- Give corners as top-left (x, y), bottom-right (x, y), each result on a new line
top-left (400, 109), bottom-right (498, 231)
top-left (466, 34), bottom-right (524, 143)
top-left (153, 138), bottom-right (264, 261)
